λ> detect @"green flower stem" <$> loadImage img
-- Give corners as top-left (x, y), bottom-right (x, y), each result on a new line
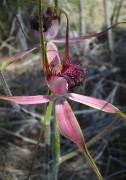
top-left (52, 117), bottom-right (61, 180)
top-left (44, 101), bottom-right (53, 180)
top-left (39, 0), bottom-right (46, 68)
top-left (54, 0), bottom-right (58, 8)
top-left (38, 0), bottom-right (52, 177)
top-left (52, 1), bottom-right (60, 178)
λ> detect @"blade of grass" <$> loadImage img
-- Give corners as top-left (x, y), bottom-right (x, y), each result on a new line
top-left (26, 101), bottom-right (52, 180)
top-left (61, 112), bottom-right (125, 163)
top-left (5, 0), bottom-right (26, 38)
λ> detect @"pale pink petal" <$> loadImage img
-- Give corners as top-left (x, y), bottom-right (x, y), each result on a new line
top-left (55, 99), bottom-right (86, 151)
top-left (53, 22), bottom-right (124, 44)
top-left (67, 93), bottom-right (120, 113)
top-left (53, 34), bottom-right (103, 43)
top-left (34, 17), bottom-right (60, 41)
top-left (47, 76), bottom-right (68, 96)
top-left (45, 19), bottom-right (60, 40)
top-left (55, 98), bottom-right (104, 179)
top-left (53, 31), bottom-right (108, 43)
top-left (46, 41), bottom-right (60, 64)
top-left (0, 95), bottom-right (55, 104)
top-left (0, 44), bottom-right (40, 70)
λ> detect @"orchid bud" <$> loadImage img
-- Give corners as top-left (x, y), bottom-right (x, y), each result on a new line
top-left (30, 7), bottom-right (61, 40)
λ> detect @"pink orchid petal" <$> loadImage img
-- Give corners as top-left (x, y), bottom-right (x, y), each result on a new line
top-left (47, 41), bottom-right (60, 64)
top-left (67, 93), bottom-right (120, 113)
top-left (55, 98), bottom-right (86, 151)
top-left (55, 98), bottom-right (104, 179)
top-left (53, 34), bottom-right (105, 43)
top-left (53, 22), bottom-right (125, 43)
top-left (0, 44), bottom-right (40, 70)
top-left (47, 76), bottom-right (68, 96)
top-left (33, 19), bottom-right (60, 40)
top-left (0, 95), bottom-right (54, 104)
top-left (45, 19), bottom-right (60, 40)
top-left (53, 32), bottom-right (109, 43)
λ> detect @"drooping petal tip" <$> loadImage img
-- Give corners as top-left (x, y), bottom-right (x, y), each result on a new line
top-left (0, 44), bottom-right (39, 70)
top-left (67, 93), bottom-right (120, 114)
top-left (55, 99), bottom-right (86, 151)
top-left (55, 98), bottom-right (103, 180)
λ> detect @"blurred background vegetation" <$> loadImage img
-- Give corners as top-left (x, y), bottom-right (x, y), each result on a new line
top-left (0, 0), bottom-right (126, 179)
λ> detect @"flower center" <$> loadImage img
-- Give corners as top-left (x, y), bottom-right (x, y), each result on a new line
top-left (47, 60), bottom-right (87, 91)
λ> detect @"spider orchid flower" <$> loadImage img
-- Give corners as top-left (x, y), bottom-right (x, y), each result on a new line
top-left (0, 41), bottom-right (125, 153)
top-left (0, 41), bottom-right (126, 179)
top-left (30, 7), bottom-right (61, 40)
top-left (45, 41), bottom-right (126, 144)
top-left (0, 3), bottom-right (125, 178)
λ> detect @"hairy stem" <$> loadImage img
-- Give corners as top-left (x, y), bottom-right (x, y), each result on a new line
top-left (54, 0), bottom-right (58, 8)
top-left (44, 101), bottom-right (52, 180)
top-left (52, 118), bottom-right (60, 180)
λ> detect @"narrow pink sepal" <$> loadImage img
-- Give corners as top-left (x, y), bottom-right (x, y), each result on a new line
top-left (0, 44), bottom-right (40, 70)
top-left (55, 98), bottom-right (86, 151)
top-left (67, 93), bottom-right (120, 113)
top-left (47, 76), bottom-right (68, 96)
top-left (47, 41), bottom-right (60, 64)
top-left (53, 33), bottom-right (104, 43)
top-left (9, 44), bottom-right (39, 62)
top-left (53, 22), bottom-right (126, 44)
top-left (0, 95), bottom-right (54, 104)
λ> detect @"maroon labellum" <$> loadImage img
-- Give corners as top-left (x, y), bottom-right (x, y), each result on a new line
top-left (61, 64), bottom-right (87, 90)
